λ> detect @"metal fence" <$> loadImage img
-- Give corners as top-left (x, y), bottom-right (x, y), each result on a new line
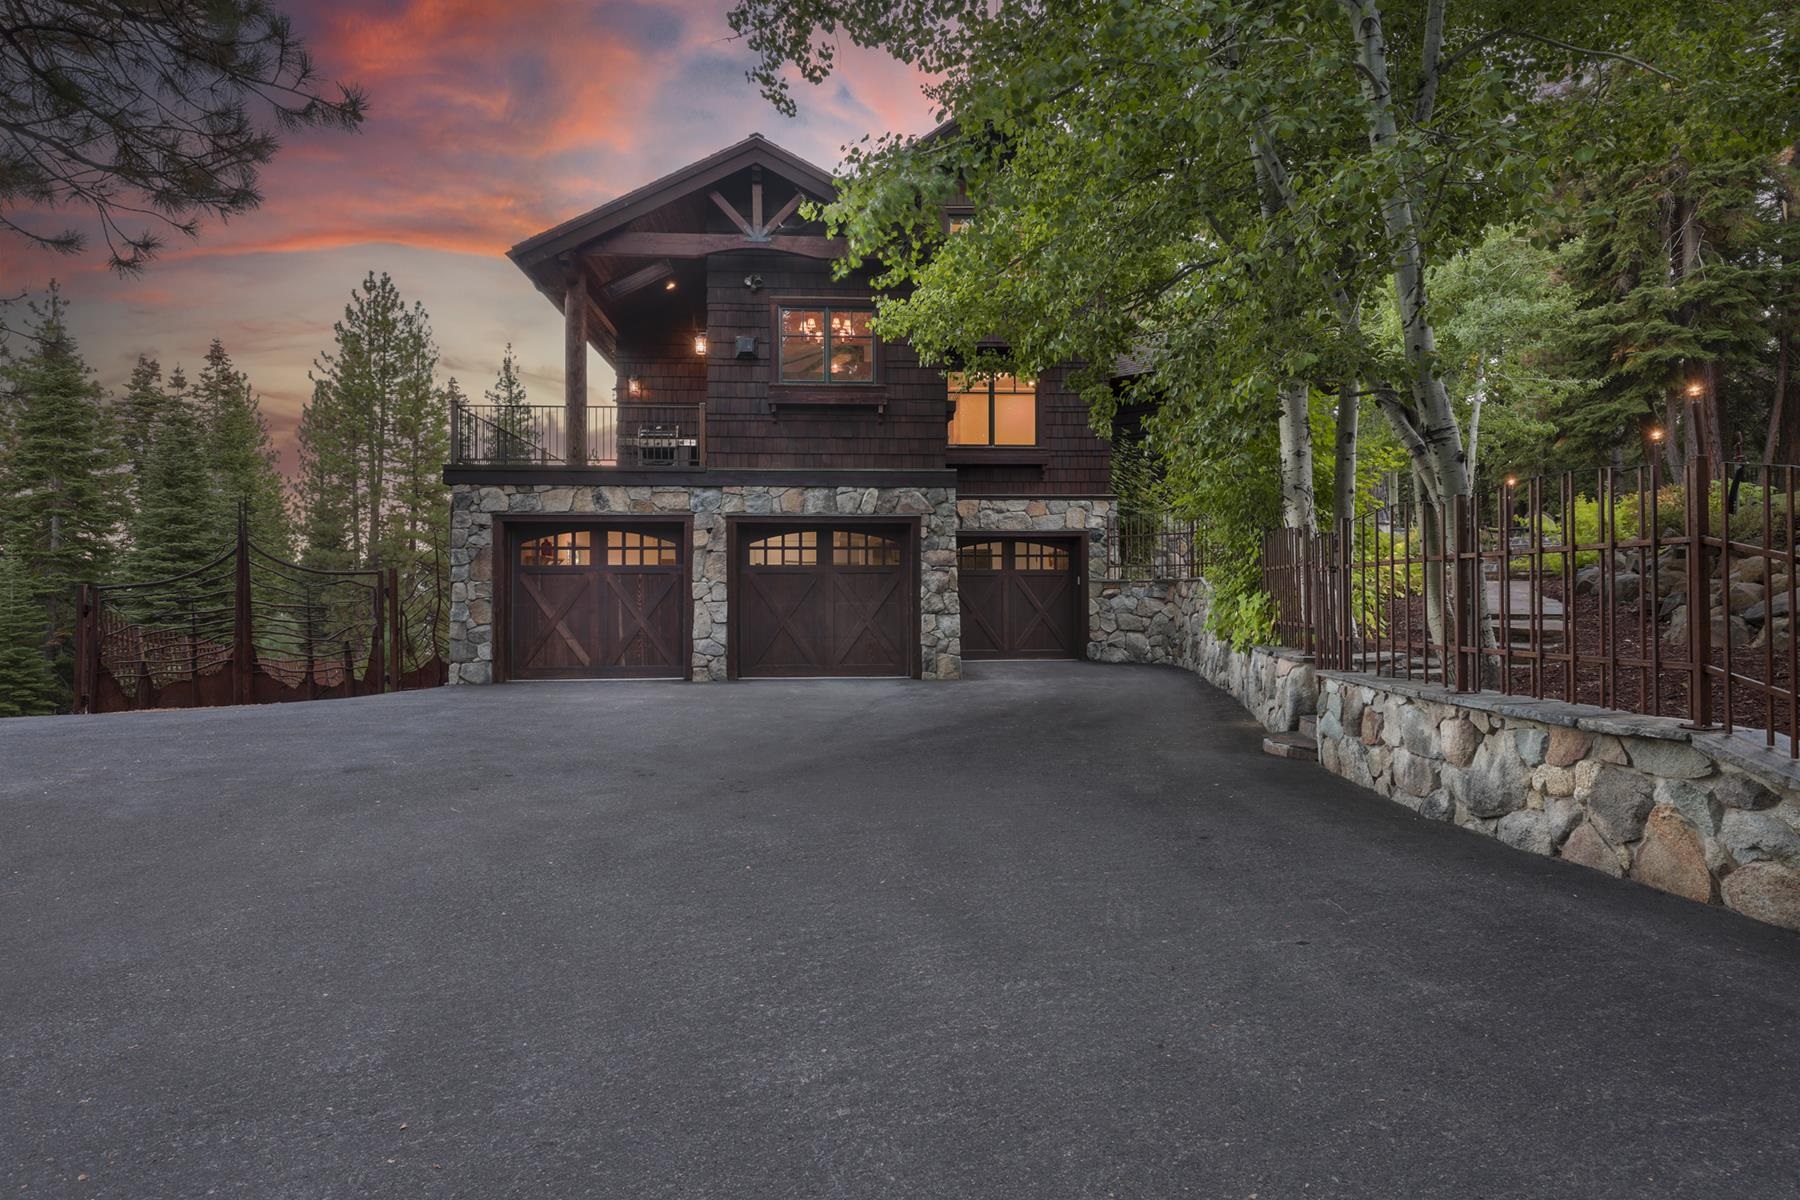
top-left (1262, 456), bottom-right (1800, 756)
top-left (449, 400), bottom-right (706, 468)
top-left (1104, 512), bottom-right (1210, 581)
top-left (73, 515), bottom-right (445, 714)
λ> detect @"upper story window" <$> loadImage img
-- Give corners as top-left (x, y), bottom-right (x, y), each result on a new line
top-left (948, 373), bottom-right (1037, 446)
top-left (946, 210), bottom-right (974, 235)
top-left (779, 306), bottom-right (876, 384)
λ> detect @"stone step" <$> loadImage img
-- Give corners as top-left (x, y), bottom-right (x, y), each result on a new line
top-left (1262, 732), bottom-right (1319, 762)
top-left (1298, 714), bottom-right (1318, 740)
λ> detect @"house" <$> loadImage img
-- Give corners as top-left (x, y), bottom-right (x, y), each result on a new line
top-left (444, 133), bottom-right (1118, 682)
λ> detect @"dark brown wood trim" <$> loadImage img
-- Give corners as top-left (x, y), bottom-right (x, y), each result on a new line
top-left (491, 513), bottom-right (696, 683)
top-left (446, 468), bottom-right (959, 487)
top-left (725, 514), bottom-right (924, 680)
top-left (591, 232), bottom-right (847, 259)
top-left (945, 447), bottom-right (1051, 466)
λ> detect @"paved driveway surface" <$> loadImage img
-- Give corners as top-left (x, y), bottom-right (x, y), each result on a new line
top-left (4, 663), bottom-right (1799, 1198)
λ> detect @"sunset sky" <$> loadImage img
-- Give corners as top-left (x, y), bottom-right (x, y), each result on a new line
top-left (0, 0), bottom-right (936, 476)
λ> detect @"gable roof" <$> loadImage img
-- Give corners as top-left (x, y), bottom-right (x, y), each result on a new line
top-left (507, 133), bottom-right (839, 270)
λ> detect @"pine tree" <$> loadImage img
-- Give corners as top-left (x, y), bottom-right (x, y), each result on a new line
top-left (301, 271), bottom-right (445, 577)
top-left (116, 355), bottom-right (170, 488)
top-left (295, 378), bottom-right (355, 570)
top-left (0, 549), bottom-right (59, 717)
top-left (0, 286), bottom-right (127, 699)
top-left (127, 393), bottom-right (221, 581)
top-left (193, 339), bottom-right (292, 554)
top-left (485, 345), bottom-right (533, 464)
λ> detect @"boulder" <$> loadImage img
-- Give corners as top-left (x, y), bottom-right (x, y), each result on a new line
top-left (1561, 822), bottom-right (1624, 877)
top-left (1727, 580), bottom-right (1765, 613)
top-left (1447, 738), bottom-right (1531, 818)
top-left (1710, 772), bottom-right (1778, 811)
top-left (1545, 728), bottom-right (1593, 769)
top-left (1514, 728), bottom-right (1549, 767)
top-left (1739, 591), bottom-right (1791, 624)
top-left (1497, 809), bottom-right (1555, 856)
top-left (1391, 748), bottom-right (1439, 798)
top-left (1440, 717), bottom-right (1481, 767)
top-left (1613, 572), bottom-right (1643, 603)
top-left (1734, 555), bottom-right (1768, 583)
top-left (1719, 809), bottom-right (1800, 866)
top-left (1582, 766), bottom-right (1657, 843)
top-left (1631, 807), bottom-right (1714, 901)
top-left (1623, 738), bottom-right (1713, 780)
top-left (1721, 862), bottom-right (1800, 931)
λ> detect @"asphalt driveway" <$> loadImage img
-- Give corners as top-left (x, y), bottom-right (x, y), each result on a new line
top-left (4, 662), bottom-right (1799, 1198)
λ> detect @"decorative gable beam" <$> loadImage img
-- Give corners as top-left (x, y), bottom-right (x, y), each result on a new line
top-left (599, 259), bottom-right (676, 302)
top-left (762, 191), bottom-right (805, 234)
top-left (588, 231), bottom-right (846, 260)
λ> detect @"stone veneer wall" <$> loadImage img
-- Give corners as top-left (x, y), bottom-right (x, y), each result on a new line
top-left (448, 483), bottom-right (960, 683)
top-left (956, 496), bottom-right (1114, 656)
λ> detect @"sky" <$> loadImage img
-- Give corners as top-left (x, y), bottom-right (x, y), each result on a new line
top-left (0, 0), bottom-right (938, 477)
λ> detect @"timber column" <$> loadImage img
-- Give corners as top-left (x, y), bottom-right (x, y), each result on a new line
top-left (564, 262), bottom-right (588, 465)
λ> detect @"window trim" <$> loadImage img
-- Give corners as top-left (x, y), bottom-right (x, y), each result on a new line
top-left (946, 371), bottom-right (1040, 448)
top-left (771, 300), bottom-right (882, 387)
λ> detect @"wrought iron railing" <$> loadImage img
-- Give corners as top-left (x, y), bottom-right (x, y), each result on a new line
top-left (449, 399), bottom-right (706, 468)
top-left (1262, 457), bottom-right (1800, 756)
top-left (1104, 512), bottom-right (1209, 581)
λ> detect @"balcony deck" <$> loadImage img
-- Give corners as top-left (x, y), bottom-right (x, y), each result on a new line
top-left (449, 402), bottom-right (705, 469)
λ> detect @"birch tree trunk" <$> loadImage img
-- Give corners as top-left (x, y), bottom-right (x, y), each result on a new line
top-left (1277, 380), bottom-right (1318, 531)
top-left (1333, 378), bottom-right (1360, 524)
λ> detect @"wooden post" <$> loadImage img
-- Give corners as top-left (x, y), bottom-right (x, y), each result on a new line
top-left (1686, 455), bottom-right (1717, 728)
top-left (565, 264), bottom-right (589, 465)
top-left (388, 567), bottom-right (403, 691)
top-left (371, 563), bottom-right (387, 694)
top-left (72, 583), bottom-right (93, 714)
top-left (232, 508), bottom-right (254, 705)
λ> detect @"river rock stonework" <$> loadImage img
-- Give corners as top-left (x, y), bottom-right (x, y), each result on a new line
top-left (956, 497), bottom-right (1114, 649)
top-left (448, 483), bottom-right (960, 683)
top-left (1312, 674), bottom-right (1800, 932)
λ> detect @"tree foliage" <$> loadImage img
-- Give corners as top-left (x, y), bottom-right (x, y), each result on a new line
top-left (0, 0), bottom-right (365, 272)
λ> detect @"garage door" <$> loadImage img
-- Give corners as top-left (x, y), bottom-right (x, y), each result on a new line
top-left (509, 524), bottom-right (686, 679)
top-left (957, 536), bottom-right (1083, 660)
top-left (736, 524), bottom-right (914, 677)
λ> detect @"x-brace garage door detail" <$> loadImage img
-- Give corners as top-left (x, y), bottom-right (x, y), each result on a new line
top-left (509, 524), bottom-right (686, 679)
top-left (957, 536), bottom-right (1083, 660)
top-left (735, 524), bottom-right (915, 678)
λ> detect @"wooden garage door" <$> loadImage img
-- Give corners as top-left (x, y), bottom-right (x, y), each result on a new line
top-left (736, 525), bottom-right (913, 677)
top-left (510, 525), bottom-right (685, 679)
top-left (958, 537), bottom-right (1082, 660)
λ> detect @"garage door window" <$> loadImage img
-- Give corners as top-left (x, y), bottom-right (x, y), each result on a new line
top-left (834, 530), bottom-right (903, 566)
top-left (606, 529), bottom-right (679, 566)
top-left (519, 530), bottom-right (591, 566)
top-left (958, 541), bottom-right (1003, 571)
top-left (748, 530), bottom-right (818, 566)
top-left (1015, 541), bottom-right (1071, 572)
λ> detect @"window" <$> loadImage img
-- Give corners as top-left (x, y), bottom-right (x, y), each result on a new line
top-left (957, 541), bottom-right (1003, 571)
top-left (834, 530), bottom-right (902, 567)
top-left (518, 530), bottom-right (590, 566)
top-left (946, 210), bottom-right (974, 235)
top-left (779, 306), bottom-right (876, 383)
top-left (747, 530), bottom-right (818, 567)
top-left (1014, 541), bottom-right (1070, 572)
top-left (606, 529), bottom-right (679, 567)
top-left (948, 373), bottom-right (1037, 446)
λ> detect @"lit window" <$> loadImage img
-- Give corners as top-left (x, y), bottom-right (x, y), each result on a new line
top-left (518, 530), bottom-right (591, 566)
top-left (779, 306), bottom-right (876, 383)
top-left (1014, 541), bottom-right (1070, 572)
top-left (605, 529), bottom-right (679, 567)
top-left (947, 212), bottom-right (973, 234)
top-left (957, 541), bottom-right (1003, 571)
top-left (833, 530), bottom-right (902, 567)
top-left (747, 530), bottom-right (818, 567)
top-left (948, 373), bottom-right (1037, 446)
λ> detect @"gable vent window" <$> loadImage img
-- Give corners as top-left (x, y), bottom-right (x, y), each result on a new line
top-left (779, 306), bottom-right (876, 383)
top-left (948, 373), bottom-right (1037, 446)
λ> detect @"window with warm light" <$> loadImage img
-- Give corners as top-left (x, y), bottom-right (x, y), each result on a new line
top-left (948, 373), bottom-right (1037, 446)
top-left (778, 306), bottom-right (876, 383)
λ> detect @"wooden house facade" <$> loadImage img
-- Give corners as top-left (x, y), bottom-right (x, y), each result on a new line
top-left (444, 134), bottom-right (1117, 683)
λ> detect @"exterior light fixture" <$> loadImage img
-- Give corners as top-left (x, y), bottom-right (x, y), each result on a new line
top-left (1685, 381), bottom-right (1704, 398)
top-left (693, 331), bottom-right (707, 356)
top-left (1649, 427), bottom-right (1665, 443)
top-left (663, 279), bottom-right (677, 291)
top-left (1505, 475), bottom-right (1518, 488)
top-left (627, 376), bottom-right (642, 398)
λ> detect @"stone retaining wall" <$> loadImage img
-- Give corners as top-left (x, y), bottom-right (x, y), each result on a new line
top-left (1314, 675), bottom-right (1800, 931)
top-left (448, 483), bottom-right (960, 683)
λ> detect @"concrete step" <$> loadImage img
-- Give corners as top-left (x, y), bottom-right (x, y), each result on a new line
top-left (1262, 732), bottom-right (1318, 762)
top-left (1298, 714), bottom-right (1318, 740)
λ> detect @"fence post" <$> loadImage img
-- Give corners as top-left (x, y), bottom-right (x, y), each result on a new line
top-left (1685, 455), bottom-right (1717, 729)
top-left (449, 390), bottom-right (463, 464)
top-left (71, 583), bottom-right (93, 714)
top-left (1451, 493), bottom-right (1479, 692)
top-left (1338, 515), bottom-right (1354, 671)
top-left (232, 508), bottom-right (254, 705)
top-left (371, 560), bottom-right (387, 694)
top-left (388, 567), bottom-right (403, 691)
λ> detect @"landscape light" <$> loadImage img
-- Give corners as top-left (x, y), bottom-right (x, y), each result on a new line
top-left (1505, 475), bottom-right (1518, 488)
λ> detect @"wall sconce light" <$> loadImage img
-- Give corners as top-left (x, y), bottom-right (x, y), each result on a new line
top-left (627, 375), bottom-right (642, 398)
top-left (663, 279), bottom-right (677, 291)
top-left (693, 331), bottom-right (708, 356)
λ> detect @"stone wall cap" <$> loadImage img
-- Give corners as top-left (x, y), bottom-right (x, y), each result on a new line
top-left (1317, 670), bottom-right (1694, 742)
top-left (1692, 729), bottom-right (1800, 795)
